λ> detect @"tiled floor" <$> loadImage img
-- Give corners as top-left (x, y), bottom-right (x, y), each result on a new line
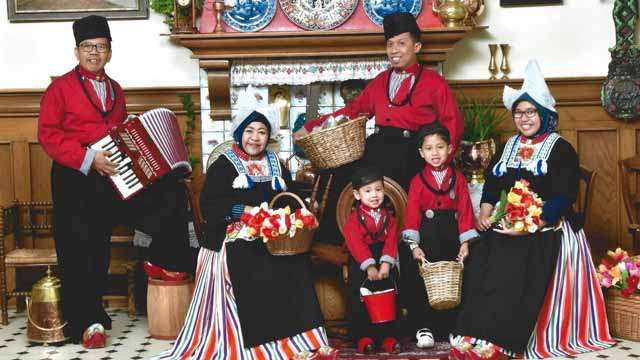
top-left (0, 308), bottom-right (638, 359)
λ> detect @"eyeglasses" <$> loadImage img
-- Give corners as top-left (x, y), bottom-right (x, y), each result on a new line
top-left (513, 109), bottom-right (538, 119)
top-left (78, 43), bottom-right (110, 53)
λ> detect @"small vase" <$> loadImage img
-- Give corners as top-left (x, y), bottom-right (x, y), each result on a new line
top-left (459, 139), bottom-right (496, 184)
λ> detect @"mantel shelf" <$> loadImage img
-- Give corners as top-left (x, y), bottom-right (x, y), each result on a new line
top-left (170, 26), bottom-right (485, 119)
top-left (170, 26), bottom-right (482, 62)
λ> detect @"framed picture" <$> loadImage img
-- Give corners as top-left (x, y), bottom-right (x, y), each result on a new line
top-left (7, 0), bottom-right (148, 22)
top-left (501, 0), bottom-right (562, 6)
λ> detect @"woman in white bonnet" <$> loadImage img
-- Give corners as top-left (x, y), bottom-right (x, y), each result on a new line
top-left (450, 61), bottom-right (614, 359)
top-left (154, 108), bottom-right (329, 359)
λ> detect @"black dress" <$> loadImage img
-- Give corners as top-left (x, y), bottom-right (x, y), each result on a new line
top-left (199, 155), bottom-right (325, 348)
top-left (453, 134), bottom-right (579, 354)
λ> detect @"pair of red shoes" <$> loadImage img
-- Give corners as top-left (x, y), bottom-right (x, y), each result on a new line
top-left (82, 323), bottom-right (106, 349)
top-left (143, 261), bottom-right (188, 281)
top-left (357, 337), bottom-right (401, 354)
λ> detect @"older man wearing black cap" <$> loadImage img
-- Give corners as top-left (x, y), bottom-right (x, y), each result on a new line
top-left (38, 14), bottom-right (124, 349)
top-left (38, 15), bottom-right (127, 348)
top-left (38, 15), bottom-right (195, 348)
top-left (294, 12), bottom-right (463, 189)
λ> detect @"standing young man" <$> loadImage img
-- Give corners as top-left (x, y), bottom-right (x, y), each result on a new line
top-left (294, 12), bottom-right (464, 188)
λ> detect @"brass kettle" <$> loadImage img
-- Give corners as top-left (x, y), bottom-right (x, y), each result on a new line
top-left (26, 267), bottom-right (67, 344)
top-left (432, 0), bottom-right (468, 28)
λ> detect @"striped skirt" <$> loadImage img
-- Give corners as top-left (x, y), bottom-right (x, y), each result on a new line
top-left (153, 244), bottom-right (328, 360)
top-left (525, 221), bottom-right (615, 358)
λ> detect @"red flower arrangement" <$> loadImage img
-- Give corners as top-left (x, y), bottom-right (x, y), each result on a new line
top-left (226, 203), bottom-right (318, 242)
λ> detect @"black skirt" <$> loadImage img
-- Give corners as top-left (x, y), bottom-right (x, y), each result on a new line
top-left (453, 228), bottom-right (561, 353)
top-left (346, 242), bottom-right (399, 342)
top-left (226, 239), bottom-right (325, 348)
top-left (399, 210), bottom-right (460, 341)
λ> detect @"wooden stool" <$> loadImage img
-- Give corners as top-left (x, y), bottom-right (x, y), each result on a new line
top-left (147, 278), bottom-right (194, 340)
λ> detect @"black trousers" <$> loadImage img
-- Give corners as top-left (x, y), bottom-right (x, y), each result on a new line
top-left (399, 210), bottom-right (460, 341)
top-left (346, 243), bottom-right (400, 343)
top-left (51, 162), bottom-right (194, 341)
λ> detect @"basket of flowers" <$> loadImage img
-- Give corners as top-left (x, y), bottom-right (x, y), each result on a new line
top-left (226, 192), bottom-right (318, 256)
top-left (597, 248), bottom-right (640, 341)
top-left (295, 115), bottom-right (367, 170)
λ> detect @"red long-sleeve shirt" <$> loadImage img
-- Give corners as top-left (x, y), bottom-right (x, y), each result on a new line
top-left (38, 66), bottom-right (127, 172)
top-left (303, 63), bottom-right (464, 153)
top-left (343, 205), bottom-right (399, 270)
top-left (403, 166), bottom-right (478, 244)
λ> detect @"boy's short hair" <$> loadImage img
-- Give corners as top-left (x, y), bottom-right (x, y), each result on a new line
top-left (351, 166), bottom-right (384, 190)
top-left (416, 121), bottom-right (451, 146)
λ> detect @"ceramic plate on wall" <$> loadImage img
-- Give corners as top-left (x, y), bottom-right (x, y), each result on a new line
top-left (363, 0), bottom-right (422, 26)
top-left (223, 0), bottom-right (277, 32)
top-left (279, 0), bottom-right (358, 30)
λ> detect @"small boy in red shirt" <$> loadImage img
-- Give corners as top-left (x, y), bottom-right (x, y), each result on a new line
top-left (343, 166), bottom-right (401, 354)
top-left (400, 121), bottom-right (479, 348)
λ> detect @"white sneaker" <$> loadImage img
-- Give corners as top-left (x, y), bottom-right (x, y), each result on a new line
top-left (416, 328), bottom-right (434, 348)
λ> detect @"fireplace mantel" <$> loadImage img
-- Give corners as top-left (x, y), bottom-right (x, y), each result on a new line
top-left (170, 27), bottom-right (480, 119)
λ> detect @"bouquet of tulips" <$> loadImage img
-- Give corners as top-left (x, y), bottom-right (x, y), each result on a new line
top-left (598, 248), bottom-right (640, 297)
top-left (490, 179), bottom-right (544, 233)
top-left (226, 202), bottom-right (318, 243)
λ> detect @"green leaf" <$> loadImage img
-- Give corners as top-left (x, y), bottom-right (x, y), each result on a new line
top-left (490, 190), bottom-right (508, 224)
top-left (457, 95), bottom-right (507, 142)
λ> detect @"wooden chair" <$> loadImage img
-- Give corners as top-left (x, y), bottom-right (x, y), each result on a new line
top-left (0, 201), bottom-right (56, 325)
top-left (577, 165), bottom-right (597, 228)
top-left (619, 156), bottom-right (640, 253)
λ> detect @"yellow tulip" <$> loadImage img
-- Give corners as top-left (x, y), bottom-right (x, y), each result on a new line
top-left (508, 192), bottom-right (522, 204)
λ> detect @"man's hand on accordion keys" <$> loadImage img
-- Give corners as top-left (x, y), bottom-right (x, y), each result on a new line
top-left (92, 150), bottom-right (119, 176)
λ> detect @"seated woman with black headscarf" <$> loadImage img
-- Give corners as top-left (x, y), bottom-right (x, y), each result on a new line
top-left (450, 60), bottom-right (614, 359)
top-left (154, 109), bottom-right (329, 359)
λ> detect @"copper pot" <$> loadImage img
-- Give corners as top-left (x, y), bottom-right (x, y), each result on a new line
top-left (295, 164), bottom-right (317, 185)
top-left (26, 267), bottom-right (67, 344)
top-left (459, 139), bottom-right (496, 184)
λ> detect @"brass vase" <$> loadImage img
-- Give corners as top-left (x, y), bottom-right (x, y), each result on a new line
top-left (488, 44), bottom-right (498, 80)
top-left (459, 139), bottom-right (496, 184)
top-left (432, 0), bottom-right (469, 28)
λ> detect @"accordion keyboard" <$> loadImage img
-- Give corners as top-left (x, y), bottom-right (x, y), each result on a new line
top-left (91, 135), bottom-right (144, 199)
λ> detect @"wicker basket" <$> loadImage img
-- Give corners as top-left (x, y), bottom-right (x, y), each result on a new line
top-left (419, 260), bottom-right (463, 310)
top-left (265, 192), bottom-right (316, 256)
top-left (605, 288), bottom-right (640, 341)
top-left (295, 116), bottom-right (367, 170)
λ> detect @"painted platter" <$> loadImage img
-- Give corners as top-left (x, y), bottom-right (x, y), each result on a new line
top-left (223, 0), bottom-right (277, 32)
top-left (363, 0), bottom-right (422, 26)
top-left (279, 0), bottom-right (358, 31)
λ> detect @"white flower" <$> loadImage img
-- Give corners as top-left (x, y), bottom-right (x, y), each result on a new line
top-left (224, 0), bottom-right (236, 7)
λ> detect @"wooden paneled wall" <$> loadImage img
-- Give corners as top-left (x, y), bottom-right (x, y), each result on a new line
top-left (0, 86), bottom-right (201, 306)
top-left (450, 77), bottom-right (631, 260)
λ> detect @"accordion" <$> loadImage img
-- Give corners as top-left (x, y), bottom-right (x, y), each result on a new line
top-left (91, 108), bottom-right (192, 200)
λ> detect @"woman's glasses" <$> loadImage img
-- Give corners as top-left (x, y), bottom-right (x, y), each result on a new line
top-left (513, 109), bottom-right (538, 119)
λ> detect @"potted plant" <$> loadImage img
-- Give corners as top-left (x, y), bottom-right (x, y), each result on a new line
top-left (457, 95), bottom-right (506, 184)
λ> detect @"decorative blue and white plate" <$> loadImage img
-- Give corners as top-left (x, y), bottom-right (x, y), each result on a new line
top-left (363, 0), bottom-right (422, 27)
top-left (279, 0), bottom-right (358, 30)
top-left (223, 0), bottom-right (277, 32)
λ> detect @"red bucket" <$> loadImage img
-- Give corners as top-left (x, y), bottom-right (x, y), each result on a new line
top-left (361, 288), bottom-right (396, 324)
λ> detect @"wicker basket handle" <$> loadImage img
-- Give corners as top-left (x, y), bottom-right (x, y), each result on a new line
top-left (420, 258), bottom-right (464, 269)
top-left (269, 192), bottom-right (308, 210)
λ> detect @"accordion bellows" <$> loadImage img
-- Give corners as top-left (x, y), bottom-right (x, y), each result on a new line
top-left (91, 108), bottom-right (192, 200)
